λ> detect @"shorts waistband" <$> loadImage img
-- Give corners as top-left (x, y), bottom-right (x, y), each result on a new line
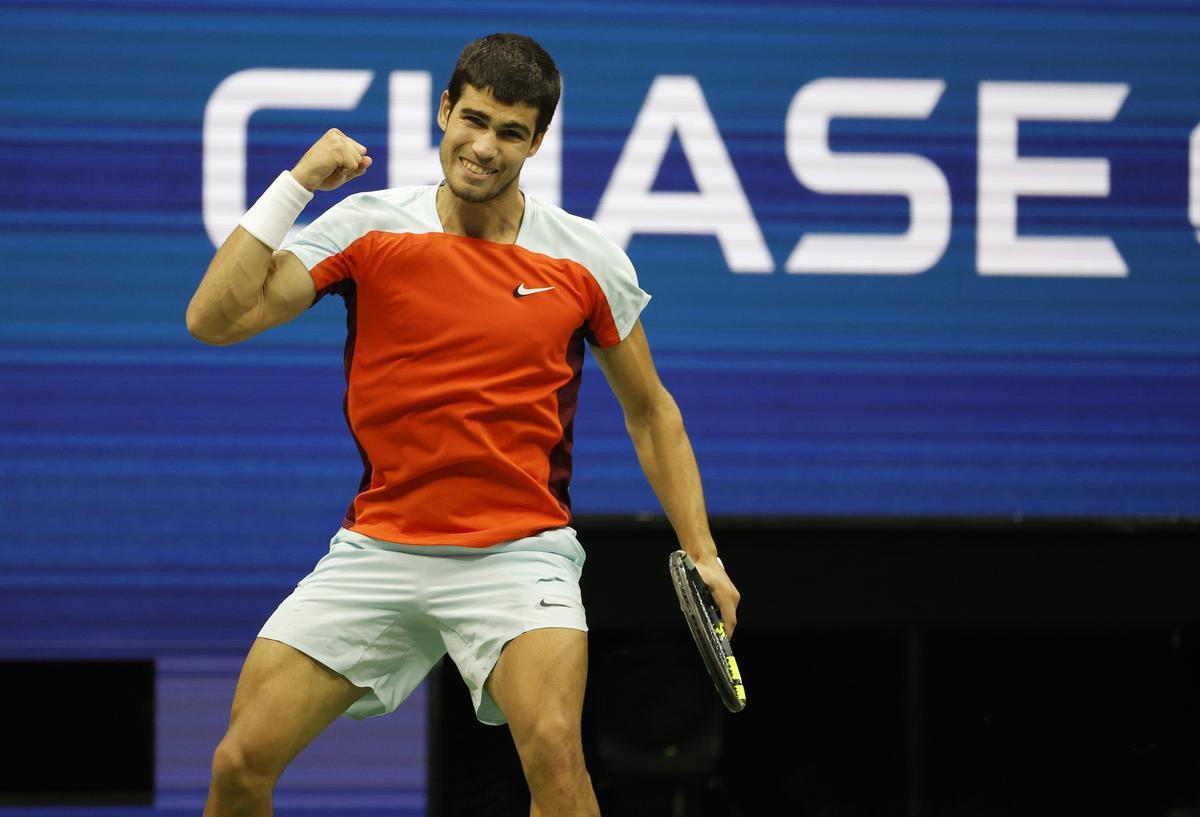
top-left (330, 526), bottom-right (586, 568)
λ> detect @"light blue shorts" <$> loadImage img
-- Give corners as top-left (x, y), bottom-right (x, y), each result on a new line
top-left (258, 525), bottom-right (588, 725)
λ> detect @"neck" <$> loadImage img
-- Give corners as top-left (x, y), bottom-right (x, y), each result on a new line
top-left (436, 182), bottom-right (525, 243)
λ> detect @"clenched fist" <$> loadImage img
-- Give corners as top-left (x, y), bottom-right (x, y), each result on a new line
top-left (290, 128), bottom-right (372, 192)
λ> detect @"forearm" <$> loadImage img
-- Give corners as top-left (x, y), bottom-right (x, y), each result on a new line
top-left (625, 391), bottom-right (717, 561)
top-left (185, 227), bottom-right (272, 344)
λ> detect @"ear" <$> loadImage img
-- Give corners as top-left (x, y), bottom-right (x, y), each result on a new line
top-left (437, 90), bottom-right (451, 132)
top-left (527, 128), bottom-right (546, 158)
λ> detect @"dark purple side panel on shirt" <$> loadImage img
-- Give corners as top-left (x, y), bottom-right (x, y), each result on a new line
top-left (315, 280), bottom-right (371, 530)
top-left (548, 325), bottom-right (589, 519)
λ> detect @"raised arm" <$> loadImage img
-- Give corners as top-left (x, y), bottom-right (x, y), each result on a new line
top-left (591, 320), bottom-right (741, 636)
top-left (185, 129), bottom-right (371, 345)
top-left (186, 237), bottom-right (313, 346)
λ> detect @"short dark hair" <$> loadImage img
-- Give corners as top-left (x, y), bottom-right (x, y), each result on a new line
top-left (447, 33), bottom-right (561, 137)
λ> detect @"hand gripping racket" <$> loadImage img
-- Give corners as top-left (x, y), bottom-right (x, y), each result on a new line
top-left (669, 550), bottom-right (746, 712)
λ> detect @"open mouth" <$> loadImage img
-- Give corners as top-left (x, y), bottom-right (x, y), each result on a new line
top-left (459, 156), bottom-right (497, 177)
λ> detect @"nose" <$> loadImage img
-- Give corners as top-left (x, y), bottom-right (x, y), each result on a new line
top-left (472, 132), bottom-right (498, 163)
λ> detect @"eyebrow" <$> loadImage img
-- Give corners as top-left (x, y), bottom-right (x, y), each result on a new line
top-left (459, 107), bottom-right (532, 138)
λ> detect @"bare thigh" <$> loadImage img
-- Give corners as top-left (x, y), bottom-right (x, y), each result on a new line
top-left (484, 628), bottom-right (598, 816)
top-left (485, 627), bottom-right (589, 740)
top-left (220, 637), bottom-right (370, 775)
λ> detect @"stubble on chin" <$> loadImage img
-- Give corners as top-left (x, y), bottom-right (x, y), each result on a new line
top-left (445, 168), bottom-right (519, 204)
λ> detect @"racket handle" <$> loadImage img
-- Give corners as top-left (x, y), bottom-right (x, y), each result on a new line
top-left (681, 553), bottom-right (719, 609)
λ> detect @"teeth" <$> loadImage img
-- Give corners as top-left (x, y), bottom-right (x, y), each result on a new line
top-left (460, 157), bottom-right (495, 175)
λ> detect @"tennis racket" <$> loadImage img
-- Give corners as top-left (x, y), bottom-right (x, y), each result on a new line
top-left (669, 550), bottom-right (746, 712)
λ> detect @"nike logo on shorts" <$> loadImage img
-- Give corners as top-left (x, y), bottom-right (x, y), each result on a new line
top-left (514, 283), bottom-right (555, 297)
top-left (538, 599), bottom-right (572, 608)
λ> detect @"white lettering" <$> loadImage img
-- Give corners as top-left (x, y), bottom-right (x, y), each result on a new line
top-left (519, 87), bottom-right (563, 207)
top-left (977, 81), bottom-right (1129, 277)
top-left (387, 71), bottom-right (441, 188)
top-left (594, 75), bottom-right (773, 273)
top-left (1191, 121), bottom-right (1200, 246)
top-left (202, 68), bottom-right (373, 248)
top-left (785, 78), bottom-right (950, 275)
top-left (203, 70), bottom-right (1153, 278)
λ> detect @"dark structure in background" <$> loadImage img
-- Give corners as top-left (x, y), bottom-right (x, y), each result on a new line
top-left (431, 518), bottom-right (1200, 817)
top-left (3, 519), bottom-right (1197, 815)
top-left (0, 661), bottom-right (153, 805)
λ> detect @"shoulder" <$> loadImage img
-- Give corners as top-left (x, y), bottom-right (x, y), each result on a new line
top-left (322, 185), bottom-right (436, 227)
top-left (284, 185), bottom-right (439, 257)
top-left (521, 193), bottom-right (651, 345)
top-left (521, 194), bottom-right (636, 283)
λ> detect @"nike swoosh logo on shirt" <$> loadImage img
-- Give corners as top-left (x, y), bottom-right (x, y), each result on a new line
top-left (514, 283), bottom-right (556, 297)
top-left (538, 599), bottom-right (572, 608)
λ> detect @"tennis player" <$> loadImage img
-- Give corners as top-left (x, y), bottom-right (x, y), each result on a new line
top-left (186, 32), bottom-right (739, 817)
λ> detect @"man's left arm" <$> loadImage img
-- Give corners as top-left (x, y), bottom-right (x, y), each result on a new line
top-left (590, 320), bottom-right (741, 637)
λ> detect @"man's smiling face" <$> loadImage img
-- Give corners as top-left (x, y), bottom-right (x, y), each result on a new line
top-left (437, 83), bottom-right (544, 204)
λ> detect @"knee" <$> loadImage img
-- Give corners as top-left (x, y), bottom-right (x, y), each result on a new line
top-left (517, 715), bottom-right (587, 777)
top-left (210, 736), bottom-right (279, 800)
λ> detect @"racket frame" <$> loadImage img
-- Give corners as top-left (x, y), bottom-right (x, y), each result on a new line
top-left (669, 550), bottom-right (746, 712)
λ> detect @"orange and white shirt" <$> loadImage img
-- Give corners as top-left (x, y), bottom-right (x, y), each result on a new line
top-left (281, 185), bottom-right (651, 547)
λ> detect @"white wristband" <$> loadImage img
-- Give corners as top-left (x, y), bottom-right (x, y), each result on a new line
top-left (238, 170), bottom-right (314, 251)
